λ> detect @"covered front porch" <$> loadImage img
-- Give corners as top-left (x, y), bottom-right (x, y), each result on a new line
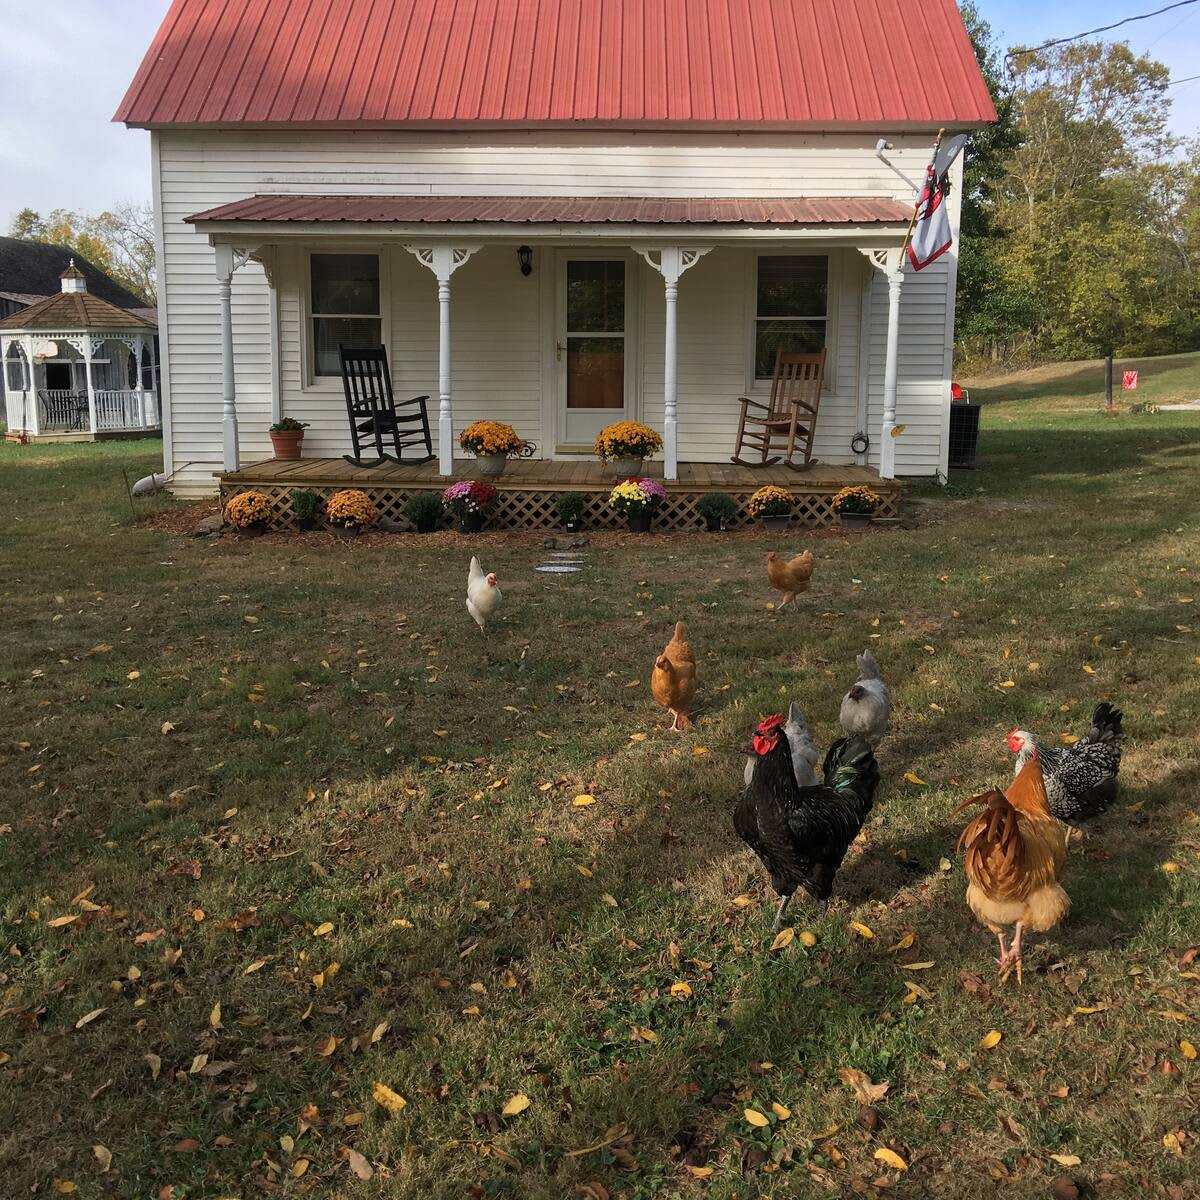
top-left (217, 454), bottom-right (900, 532)
top-left (188, 195), bottom-right (919, 488)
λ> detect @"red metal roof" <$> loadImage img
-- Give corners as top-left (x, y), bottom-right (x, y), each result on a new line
top-left (117, 0), bottom-right (996, 129)
top-left (186, 195), bottom-right (911, 226)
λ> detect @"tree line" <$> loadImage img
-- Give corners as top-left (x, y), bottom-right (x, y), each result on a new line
top-left (957, 3), bottom-right (1199, 370)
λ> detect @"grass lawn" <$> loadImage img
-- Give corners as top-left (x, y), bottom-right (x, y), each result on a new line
top-left (0, 360), bottom-right (1197, 1199)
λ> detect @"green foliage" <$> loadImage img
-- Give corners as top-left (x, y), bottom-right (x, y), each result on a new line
top-left (289, 489), bottom-right (321, 521)
top-left (403, 491), bottom-right (443, 525)
top-left (7, 202), bottom-right (157, 303)
top-left (554, 491), bottom-right (587, 521)
top-left (955, 10), bottom-right (1199, 370)
top-left (696, 493), bottom-right (738, 522)
top-left (270, 417), bottom-right (309, 432)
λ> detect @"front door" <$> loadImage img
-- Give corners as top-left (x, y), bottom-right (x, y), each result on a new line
top-left (557, 256), bottom-right (630, 447)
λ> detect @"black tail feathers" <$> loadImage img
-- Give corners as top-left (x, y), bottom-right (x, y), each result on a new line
top-left (822, 735), bottom-right (881, 811)
top-left (1087, 702), bottom-right (1123, 744)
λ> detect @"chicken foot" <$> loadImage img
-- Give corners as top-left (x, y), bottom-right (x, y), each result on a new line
top-left (994, 930), bottom-right (1010, 975)
top-left (997, 921), bottom-right (1027, 986)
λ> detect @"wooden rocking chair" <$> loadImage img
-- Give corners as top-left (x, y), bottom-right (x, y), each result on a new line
top-left (731, 348), bottom-right (826, 471)
top-left (339, 346), bottom-right (434, 467)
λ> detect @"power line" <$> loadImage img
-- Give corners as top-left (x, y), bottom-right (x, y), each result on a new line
top-left (1164, 72), bottom-right (1200, 86)
top-left (1005, 0), bottom-right (1199, 64)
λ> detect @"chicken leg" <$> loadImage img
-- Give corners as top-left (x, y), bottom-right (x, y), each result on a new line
top-left (994, 930), bottom-right (1009, 975)
top-left (1007, 921), bottom-right (1026, 986)
top-left (772, 894), bottom-right (791, 933)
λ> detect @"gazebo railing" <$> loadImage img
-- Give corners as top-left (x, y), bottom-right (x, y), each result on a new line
top-left (36, 388), bottom-right (159, 432)
top-left (39, 390), bottom-right (89, 431)
top-left (95, 390), bottom-right (154, 430)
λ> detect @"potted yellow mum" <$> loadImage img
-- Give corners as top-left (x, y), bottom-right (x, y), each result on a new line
top-left (594, 421), bottom-right (663, 478)
top-left (459, 420), bottom-right (526, 479)
top-left (224, 490), bottom-right (272, 538)
top-left (747, 485), bottom-right (793, 533)
top-left (326, 489), bottom-right (377, 538)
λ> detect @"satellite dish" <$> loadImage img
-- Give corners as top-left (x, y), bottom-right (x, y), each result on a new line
top-left (33, 340), bottom-right (59, 360)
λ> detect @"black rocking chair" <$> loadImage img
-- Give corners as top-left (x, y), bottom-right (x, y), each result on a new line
top-left (338, 346), bottom-right (434, 467)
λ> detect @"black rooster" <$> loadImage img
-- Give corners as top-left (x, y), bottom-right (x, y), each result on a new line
top-left (1007, 702), bottom-right (1122, 826)
top-left (735, 716), bottom-right (880, 932)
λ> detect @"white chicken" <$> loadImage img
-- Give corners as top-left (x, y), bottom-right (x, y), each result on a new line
top-left (838, 649), bottom-right (890, 748)
top-left (744, 702), bottom-right (820, 788)
top-left (466, 556), bottom-right (502, 632)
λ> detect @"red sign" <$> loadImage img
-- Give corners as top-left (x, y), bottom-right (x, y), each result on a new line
top-left (1122, 371), bottom-right (1139, 390)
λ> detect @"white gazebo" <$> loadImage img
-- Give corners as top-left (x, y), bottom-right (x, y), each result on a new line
top-left (0, 262), bottom-right (159, 440)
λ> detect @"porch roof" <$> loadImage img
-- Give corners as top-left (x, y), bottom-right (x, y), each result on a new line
top-left (187, 194), bottom-right (911, 228)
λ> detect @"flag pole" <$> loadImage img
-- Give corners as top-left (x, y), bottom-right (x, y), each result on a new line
top-left (897, 127), bottom-right (945, 269)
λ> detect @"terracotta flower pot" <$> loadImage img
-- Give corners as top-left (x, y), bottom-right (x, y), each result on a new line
top-left (270, 430), bottom-right (304, 460)
top-left (475, 453), bottom-right (507, 479)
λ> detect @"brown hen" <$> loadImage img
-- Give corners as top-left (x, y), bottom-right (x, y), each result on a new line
top-left (955, 760), bottom-right (1069, 984)
top-left (766, 551), bottom-right (814, 608)
top-left (651, 621), bottom-right (696, 731)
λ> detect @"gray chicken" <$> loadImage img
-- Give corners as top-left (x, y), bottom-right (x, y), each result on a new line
top-left (838, 650), bottom-right (890, 748)
top-left (743, 702), bottom-right (819, 788)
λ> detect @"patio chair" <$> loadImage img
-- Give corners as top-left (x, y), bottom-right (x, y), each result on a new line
top-left (730, 348), bottom-right (826, 471)
top-left (338, 346), bottom-right (433, 467)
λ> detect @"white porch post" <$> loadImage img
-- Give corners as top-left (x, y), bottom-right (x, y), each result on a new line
top-left (83, 337), bottom-right (97, 435)
top-left (634, 246), bottom-right (711, 481)
top-left (880, 266), bottom-right (904, 480)
top-left (215, 243), bottom-right (239, 470)
top-left (403, 244), bottom-right (481, 476)
top-left (134, 334), bottom-right (147, 428)
top-left (22, 335), bottom-right (40, 437)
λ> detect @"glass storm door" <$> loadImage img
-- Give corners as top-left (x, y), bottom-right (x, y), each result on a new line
top-left (559, 257), bottom-right (628, 445)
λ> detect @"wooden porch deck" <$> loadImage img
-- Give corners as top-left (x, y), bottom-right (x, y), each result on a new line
top-left (218, 456), bottom-right (900, 531)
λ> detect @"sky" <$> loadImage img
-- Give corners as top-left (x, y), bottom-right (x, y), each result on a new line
top-left (0, 0), bottom-right (1197, 233)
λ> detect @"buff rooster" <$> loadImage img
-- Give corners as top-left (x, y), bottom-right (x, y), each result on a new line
top-left (651, 622), bottom-right (696, 731)
top-left (766, 551), bottom-right (814, 609)
top-left (955, 760), bottom-right (1069, 985)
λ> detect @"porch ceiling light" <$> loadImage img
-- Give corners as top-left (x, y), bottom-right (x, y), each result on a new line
top-left (517, 245), bottom-right (533, 276)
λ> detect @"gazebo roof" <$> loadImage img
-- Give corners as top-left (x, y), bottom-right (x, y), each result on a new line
top-left (0, 290), bottom-right (156, 333)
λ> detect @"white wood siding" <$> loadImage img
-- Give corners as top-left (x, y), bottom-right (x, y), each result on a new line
top-left (154, 129), bottom-right (958, 494)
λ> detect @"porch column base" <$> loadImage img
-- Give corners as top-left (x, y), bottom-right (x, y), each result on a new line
top-left (634, 246), bottom-right (711, 481)
top-left (403, 244), bottom-right (481, 477)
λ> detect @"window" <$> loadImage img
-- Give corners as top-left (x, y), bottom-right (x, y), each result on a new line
top-left (754, 255), bottom-right (828, 379)
top-left (310, 253), bottom-right (381, 376)
top-left (4, 344), bottom-right (28, 392)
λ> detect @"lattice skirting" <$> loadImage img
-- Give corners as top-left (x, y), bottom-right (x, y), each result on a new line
top-left (217, 480), bottom-right (901, 533)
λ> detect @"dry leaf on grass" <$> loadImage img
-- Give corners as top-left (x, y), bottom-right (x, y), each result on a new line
top-left (75, 1008), bottom-right (106, 1030)
top-left (849, 921), bottom-right (875, 939)
top-left (373, 1082), bottom-right (407, 1115)
top-left (1048, 1154), bottom-right (1082, 1167)
top-left (874, 1148), bottom-right (907, 1170)
top-left (743, 1108), bottom-right (769, 1128)
top-left (344, 1148), bottom-right (374, 1180)
top-left (979, 1030), bottom-right (1003, 1050)
top-left (838, 1068), bottom-right (890, 1105)
top-left (92, 1145), bottom-right (112, 1173)
top-left (770, 927), bottom-right (795, 951)
top-left (501, 1093), bottom-right (531, 1116)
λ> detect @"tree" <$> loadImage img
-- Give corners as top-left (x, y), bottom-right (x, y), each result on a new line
top-left (6, 204), bottom-right (156, 304)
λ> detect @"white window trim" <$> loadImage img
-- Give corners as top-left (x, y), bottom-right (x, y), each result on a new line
top-left (301, 246), bottom-right (390, 391)
top-left (744, 249), bottom-right (840, 394)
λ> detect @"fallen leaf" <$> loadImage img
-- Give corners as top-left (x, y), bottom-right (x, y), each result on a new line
top-left (599, 892), bottom-right (618, 907)
top-left (687, 1165), bottom-right (714, 1178)
top-left (210, 1001), bottom-right (221, 1028)
top-left (901, 961), bottom-right (936, 970)
top-left (372, 1081), bottom-right (407, 1115)
top-left (838, 1068), bottom-right (890, 1105)
top-left (1049, 1154), bottom-right (1082, 1167)
top-left (189, 1054), bottom-right (208, 1074)
top-left (670, 981), bottom-right (692, 998)
top-left (770, 927), bottom-right (795, 951)
top-left (743, 1108), bottom-right (770, 1128)
top-left (312, 921), bottom-right (334, 937)
top-left (75, 1008), bottom-right (106, 1030)
top-left (314, 1035), bottom-right (338, 1057)
top-left (291, 1158), bottom-right (309, 1178)
top-left (502, 1093), bottom-right (531, 1117)
top-left (577, 866), bottom-right (593, 878)
top-left (51, 1181), bottom-right (77, 1194)
top-left (160, 721), bottom-right (175, 735)
top-left (244, 959), bottom-right (267, 974)
top-left (174, 1138), bottom-right (200, 1152)
top-left (572, 794), bottom-right (597, 807)
top-left (692, 747), bottom-right (709, 756)
top-left (874, 1148), bottom-right (907, 1170)
top-left (1073, 1005), bottom-right (1107, 1015)
top-left (903, 771), bottom-right (926, 785)
top-left (888, 932), bottom-right (915, 953)
top-left (850, 921), bottom-right (875, 940)
top-left (798, 930), bottom-right (817, 947)
top-left (145, 1053), bottom-right (162, 1081)
top-left (1153, 1010), bottom-right (1191, 1022)
top-left (1164, 1131), bottom-right (1183, 1156)
top-left (1162, 862), bottom-right (1181, 873)
top-left (92, 1144), bottom-right (112, 1173)
top-left (1082, 664), bottom-right (1095, 674)
top-left (979, 1030), bottom-right (1003, 1050)
top-left (1181, 1040), bottom-right (1197, 1060)
top-left (345, 1148), bottom-right (374, 1180)
top-left (771, 1102), bottom-right (791, 1120)
top-left (48, 914), bottom-right (80, 928)
top-left (731, 895), bottom-right (754, 908)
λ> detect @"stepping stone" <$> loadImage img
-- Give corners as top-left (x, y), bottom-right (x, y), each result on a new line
top-left (535, 564), bottom-right (581, 574)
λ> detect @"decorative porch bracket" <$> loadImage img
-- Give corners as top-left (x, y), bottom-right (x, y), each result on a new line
top-left (403, 244), bottom-right (482, 476)
top-left (860, 247), bottom-right (905, 480)
top-left (634, 247), bottom-right (712, 481)
top-left (214, 243), bottom-right (255, 471)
